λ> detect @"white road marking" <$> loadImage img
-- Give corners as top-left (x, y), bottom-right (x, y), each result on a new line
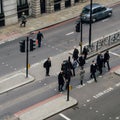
top-left (102, 114), bottom-right (105, 116)
top-left (59, 113), bottom-right (71, 120)
top-left (109, 51), bottom-right (120, 57)
top-left (102, 18), bottom-right (109, 22)
top-left (83, 104), bottom-right (86, 107)
top-left (96, 110), bottom-right (98, 113)
top-left (89, 107), bottom-right (92, 110)
top-left (115, 82), bottom-right (120, 87)
top-left (87, 79), bottom-right (94, 84)
top-left (66, 32), bottom-right (74, 36)
top-left (87, 99), bottom-right (90, 102)
top-left (116, 117), bottom-right (120, 119)
top-left (93, 87), bottom-right (113, 99)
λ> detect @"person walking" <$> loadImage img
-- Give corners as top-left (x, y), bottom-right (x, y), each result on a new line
top-left (37, 31), bottom-right (44, 47)
top-left (58, 70), bottom-right (65, 92)
top-left (64, 69), bottom-right (72, 90)
top-left (43, 57), bottom-right (51, 76)
top-left (20, 12), bottom-right (27, 27)
top-left (79, 68), bottom-right (85, 85)
top-left (82, 46), bottom-right (89, 60)
top-left (96, 53), bottom-right (104, 75)
top-left (90, 60), bottom-right (97, 82)
top-left (78, 54), bottom-right (85, 69)
top-left (72, 46), bottom-right (79, 61)
top-left (104, 50), bottom-right (110, 71)
top-left (68, 56), bottom-right (75, 76)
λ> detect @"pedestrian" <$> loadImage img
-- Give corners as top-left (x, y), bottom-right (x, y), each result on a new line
top-left (90, 60), bottom-right (97, 82)
top-left (58, 70), bottom-right (65, 92)
top-left (78, 54), bottom-right (85, 69)
top-left (72, 59), bottom-right (78, 76)
top-left (20, 12), bottom-right (27, 27)
top-left (96, 53), bottom-right (104, 75)
top-left (37, 30), bottom-right (44, 47)
top-left (43, 57), bottom-right (51, 76)
top-left (68, 56), bottom-right (75, 76)
top-left (64, 69), bottom-right (72, 90)
top-left (72, 46), bottom-right (79, 61)
top-left (104, 50), bottom-right (110, 71)
top-left (82, 46), bottom-right (89, 60)
top-left (79, 68), bottom-right (85, 85)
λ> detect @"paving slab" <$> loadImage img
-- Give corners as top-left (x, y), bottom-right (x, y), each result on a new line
top-left (15, 94), bottom-right (77, 120)
top-left (0, 72), bottom-right (34, 94)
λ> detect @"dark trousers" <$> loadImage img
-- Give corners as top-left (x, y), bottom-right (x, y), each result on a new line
top-left (98, 66), bottom-right (102, 75)
top-left (90, 72), bottom-right (97, 82)
top-left (104, 61), bottom-right (110, 70)
top-left (46, 67), bottom-right (50, 76)
top-left (20, 21), bottom-right (26, 27)
top-left (58, 83), bottom-right (64, 92)
top-left (38, 40), bottom-right (41, 47)
top-left (72, 68), bottom-right (75, 76)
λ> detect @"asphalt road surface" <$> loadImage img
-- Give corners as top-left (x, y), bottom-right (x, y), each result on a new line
top-left (0, 3), bottom-right (120, 77)
top-left (0, 46), bottom-right (120, 118)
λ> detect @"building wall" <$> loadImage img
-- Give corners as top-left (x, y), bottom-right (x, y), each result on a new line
top-left (3, 0), bottom-right (17, 25)
top-left (1, 0), bottom-right (83, 26)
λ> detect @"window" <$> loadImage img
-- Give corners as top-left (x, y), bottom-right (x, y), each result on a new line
top-left (17, 0), bottom-right (27, 6)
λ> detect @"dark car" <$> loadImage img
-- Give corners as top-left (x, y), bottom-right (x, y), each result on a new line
top-left (80, 3), bottom-right (112, 22)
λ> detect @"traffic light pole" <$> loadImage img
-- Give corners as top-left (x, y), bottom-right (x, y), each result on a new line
top-left (80, 19), bottom-right (83, 54)
top-left (89, 0), bottom-right (92, 47)
top-left (26, 37), bottom-right (29, 78)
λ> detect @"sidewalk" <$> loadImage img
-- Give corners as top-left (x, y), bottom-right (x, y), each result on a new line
top-left (14, 94), bottom-right (77, 120)
top-left (0, 0), bottom-right (120, 43)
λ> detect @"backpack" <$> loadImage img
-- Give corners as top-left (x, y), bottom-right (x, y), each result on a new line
top-left (43, 61), bottom-right (47, 68)
top-left (72, 60), bottom-right (78, 69)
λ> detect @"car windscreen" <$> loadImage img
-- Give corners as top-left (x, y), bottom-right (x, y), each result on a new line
top-left (82, 8), bottom-right (90, 14)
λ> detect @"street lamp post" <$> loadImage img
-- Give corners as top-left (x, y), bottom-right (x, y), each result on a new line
top-left (89, 0), bottom-right (92, 47)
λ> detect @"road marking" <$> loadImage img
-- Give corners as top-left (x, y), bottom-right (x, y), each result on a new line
top-left (93, 87), bottom-right (113, 99)
top-left (66, 32), bottom-right (74, 36)
top-left (116, 116), bottom-right (120, 119)
top-left (102, 18), bottom-right (109, 22)
top-left (115, 82), bottom-right (120, 87)
top-left (109, 51), bottom-right (120, 57)
top-left (59, 113), bottom-right (71, 120)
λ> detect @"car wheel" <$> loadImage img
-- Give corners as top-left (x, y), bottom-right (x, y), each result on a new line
top-left (92, 18), bottom-right (96, 22)
top-left (108, 12), bottom-right (112, 16)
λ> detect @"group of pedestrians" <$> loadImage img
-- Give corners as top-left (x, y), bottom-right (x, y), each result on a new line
top-left (90, 51), bottom-right (110, 82)
top-left (43, 45), bottom-right (110, 92)
top-left (57, 46), bottom-right (88, 92)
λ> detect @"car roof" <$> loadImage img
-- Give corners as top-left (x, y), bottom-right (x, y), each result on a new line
top-left (84, 3), bottom-right (102, 10)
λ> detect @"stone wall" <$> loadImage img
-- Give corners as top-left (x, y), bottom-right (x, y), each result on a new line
top-left (3, 0), bottom-right (18, 25)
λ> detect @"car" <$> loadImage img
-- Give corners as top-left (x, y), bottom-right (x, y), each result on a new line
top-left (80, 3), bottom-right (112, 23)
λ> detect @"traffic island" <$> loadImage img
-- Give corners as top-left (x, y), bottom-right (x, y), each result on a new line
top-left (0, 72), bottom-right (34, 94)
top-left (14, 94), bottom-right (78, 120)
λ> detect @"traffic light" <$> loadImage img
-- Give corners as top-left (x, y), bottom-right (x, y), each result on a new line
top-left (19, 40), bottom-right (25, 52)
top-left (30, 39), bottom-right (36, 51)
top-left (75, 22), bottom-right (80, 32)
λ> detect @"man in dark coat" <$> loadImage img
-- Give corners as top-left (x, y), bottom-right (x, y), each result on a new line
top-left (72, 47), bottom-right (79, 61)
top-left (58, 70), bottom-right (65, 92)
top-left (64, 69), bottom-right (72, 90)
top-left (37, 31), bottom-right (44, 47)
top-left (90, 60), bottom-right (97, 82)
top-left (82, 46), bottom-right (89, 60)
top-left (104, 50), bottom-right (110, 70)
top-left (96, 53), bottom-right (104, 75)
top-left (44, 57), bottom-right (51, 76)
top-left (79, 54), bottom-right (85, 69)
